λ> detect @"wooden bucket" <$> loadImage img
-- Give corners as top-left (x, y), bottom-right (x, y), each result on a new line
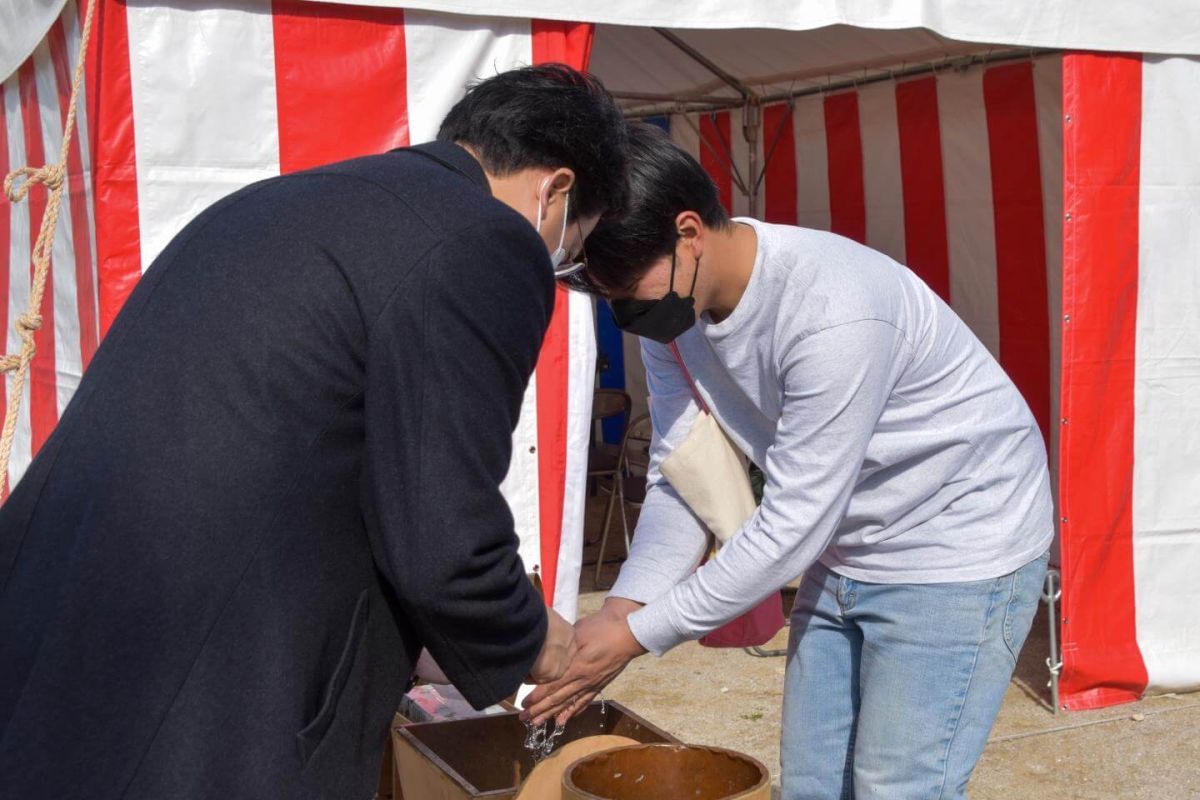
top-left (563, 743), bottom-right (771, 800)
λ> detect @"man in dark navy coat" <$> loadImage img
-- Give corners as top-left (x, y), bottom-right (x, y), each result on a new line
top-left (0, 65), bottom-right (629, 799)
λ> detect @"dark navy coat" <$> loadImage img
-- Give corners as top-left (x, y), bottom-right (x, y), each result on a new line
top-left (0, 142), bottom-right (552, 799)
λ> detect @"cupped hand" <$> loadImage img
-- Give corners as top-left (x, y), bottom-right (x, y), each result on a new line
top-left (520, 598), bottom-right (647, 726)
top-left (527, 607), bottom-right (577, 685)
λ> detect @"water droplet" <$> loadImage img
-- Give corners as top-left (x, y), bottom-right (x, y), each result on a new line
top-left (522, 718), bottom-right (568, 762)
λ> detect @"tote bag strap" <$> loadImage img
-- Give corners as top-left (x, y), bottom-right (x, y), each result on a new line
top-left (667, 341), bottom-right (711, 415)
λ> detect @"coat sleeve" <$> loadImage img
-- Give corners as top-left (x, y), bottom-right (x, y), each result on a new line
top-left (361, 211), bottom-right (555, 708)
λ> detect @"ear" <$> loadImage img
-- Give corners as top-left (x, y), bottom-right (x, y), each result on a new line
top-left (542, 167), bottom-right (576, 205)
top-left (674, 210), bottom-right (706, 256)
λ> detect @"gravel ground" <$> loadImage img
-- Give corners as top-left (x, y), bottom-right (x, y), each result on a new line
top-left (578, 501), bottom-right (1200, 799)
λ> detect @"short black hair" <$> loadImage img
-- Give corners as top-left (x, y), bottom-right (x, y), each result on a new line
top-left (577, 122), bottom-right (729, 295)
top-left (438, 64), bottom-right (629, 221)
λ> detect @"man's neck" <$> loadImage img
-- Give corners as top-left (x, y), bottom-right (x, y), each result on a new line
top-left (705, 222), bottom-right (758, 324)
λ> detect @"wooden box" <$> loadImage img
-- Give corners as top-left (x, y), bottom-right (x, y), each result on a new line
top-left (391, 701), bottom-right (677, 799)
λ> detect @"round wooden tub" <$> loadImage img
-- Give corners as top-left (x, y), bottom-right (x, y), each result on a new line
top-left (563, 743), bottom-right (770, 800)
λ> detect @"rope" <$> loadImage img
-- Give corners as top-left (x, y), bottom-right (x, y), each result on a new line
top-left (0, 0), bottom-right (98, 496)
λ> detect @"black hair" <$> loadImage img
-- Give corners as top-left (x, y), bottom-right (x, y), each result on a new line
top-left (438, 64), bottom-right (629, 221)
top-left (575, 122), bottom-right (729, 295)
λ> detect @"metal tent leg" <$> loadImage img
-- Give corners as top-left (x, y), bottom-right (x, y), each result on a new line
top-left (1043, 567), bottom-right (1064, 715)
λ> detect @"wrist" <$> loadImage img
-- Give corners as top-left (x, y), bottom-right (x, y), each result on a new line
top-left (620, 613), bottom-right (648, 657)
top-left (602, 596), bottom-right (643, 620)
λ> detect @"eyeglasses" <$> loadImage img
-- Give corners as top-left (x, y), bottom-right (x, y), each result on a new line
top-left (553, 217), bottom-right (592, 287)
top-left (553, 260), bottom-right (586, 280)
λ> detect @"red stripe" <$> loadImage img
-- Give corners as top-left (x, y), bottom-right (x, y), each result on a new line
top-left (91, 0), bottom-right (142, 337)
top-left (1058, 52), bottom-right (1147, 710)
top-left (531, 20), bottom-right (593, 608)
top-left (699, 112), bottom-right (733, 214)
top-left (0, 82), bottom-right (11, 496)
top-left (985, 62), bottom-right (1052, 445)
top-left (530, 19), bottom-right (594, 69)
top-left (823, 92), bottom-right (866, 243)
top-left (272, 0), bottom-right (409, 174)
top-left (895, 77), bottom-right (950, 301)
top-left (763, 104), bottom-right (797, 225)
top-left (48, 19), bottom-right (100, 370)
top-left (533, 286), bottom-right (570, 607)
top-left (18, 60), bottom-right (58, 456)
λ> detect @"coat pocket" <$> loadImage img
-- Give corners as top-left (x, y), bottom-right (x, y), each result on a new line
top-left (296, 588), bottom-right (371, 766)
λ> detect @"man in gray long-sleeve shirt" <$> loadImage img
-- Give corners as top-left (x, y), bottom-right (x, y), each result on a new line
top-left (525, 124), bottom-right (1052, 799)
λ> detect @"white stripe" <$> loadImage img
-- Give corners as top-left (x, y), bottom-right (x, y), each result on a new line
top-left (4, 75), bottom-right (34, 488)
top-left (1033, 54), bottom-right (1064, 525)
top-left (1134, 55), bottom-right (1200, 694)
top-left (125, 0), bottom-right (280, 270)
top-left (404, 10), bottom-right (534, 145)
top-left (858, 80), bottom-right (907, 264)
top-left (554, 290), bottom-right (595, 621)
top-left (63, 0), bottom-right (99, 346)
top-left (399, 11), bottom-right (546, 574)
top-left (729, 110), bottom-right (747, 216)
top-left (500, 374), bottom-right (542, 576)
top-left (793, 94), bottom-right (831, 232)
top-left (32, 40), bottom-right (82, 417)
top-left (937, 67), bottom-right (1000, 358)
top-left (669, 111), bottom-right (701, 160)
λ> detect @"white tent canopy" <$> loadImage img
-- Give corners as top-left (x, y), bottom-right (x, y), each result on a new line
top-left (7, 0), bottom-right (1200, 90)
top-left (333, 0), bottom-right (1200, 55)
top-left (589, 25), bottom-right (1032, 117)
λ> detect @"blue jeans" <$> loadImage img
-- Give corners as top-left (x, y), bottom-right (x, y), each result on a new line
top-left (780, 551), bottom-right (1049, 800)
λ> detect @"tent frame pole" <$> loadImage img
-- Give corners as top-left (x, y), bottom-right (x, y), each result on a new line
top-left (622, 48), bottom-right (1060, 120)
top-left (652, 28), bottom-right (758, 101)
top-left (673, 111), bottom-right (750, 198)
top-left (744, 101), bottom-right (761, 217)
top-left (1043, 567), bottom-right (1064, 714)
top-left (651, 28), bottom-right (765, 216)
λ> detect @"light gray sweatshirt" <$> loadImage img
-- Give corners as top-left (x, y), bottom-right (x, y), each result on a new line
top-left (612, 219), bottom-right (1054, 656)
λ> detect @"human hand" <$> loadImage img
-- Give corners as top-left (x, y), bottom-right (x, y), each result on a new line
top-left (527, 608), bottom-right (577, 685)
top-left (520, 598), bottom-right (647, 726)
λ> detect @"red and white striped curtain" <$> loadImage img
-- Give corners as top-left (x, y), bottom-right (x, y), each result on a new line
top-left (1060, 52), bottom-right (1200, 711)
top-left (664, 56), bottom-right (1064, 465)
top-left (0, 0), bottom-right (596, 619)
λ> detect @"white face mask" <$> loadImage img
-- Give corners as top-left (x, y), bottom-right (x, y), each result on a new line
top-left (536, 178), bottom-right (572, 272)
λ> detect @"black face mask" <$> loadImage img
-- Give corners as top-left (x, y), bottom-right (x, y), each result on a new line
top-left (610, 250), bottom-right (700, 344)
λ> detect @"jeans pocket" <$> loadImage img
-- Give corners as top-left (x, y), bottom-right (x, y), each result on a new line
top-left (1002, 552), bottom-right (1049, 664)
top-left (296, 588), bottom-right (371, 766)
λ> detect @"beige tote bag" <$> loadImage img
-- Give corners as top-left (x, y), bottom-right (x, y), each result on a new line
top-left (657, 342), bottom-right (756, 545)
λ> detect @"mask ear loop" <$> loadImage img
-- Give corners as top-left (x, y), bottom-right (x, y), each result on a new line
top-left (535, 176), bottom-right (553, 229)
top-left (668, 241), bottom-right (679, 294)
top-left (687, 252), bottom-right (701, 299)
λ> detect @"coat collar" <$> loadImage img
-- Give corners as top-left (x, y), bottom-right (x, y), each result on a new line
top-left (399, 141), bottom-right (490, 194)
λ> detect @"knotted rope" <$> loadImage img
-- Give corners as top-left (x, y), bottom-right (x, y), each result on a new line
top-left (1, 0), bottom-right (97, 494)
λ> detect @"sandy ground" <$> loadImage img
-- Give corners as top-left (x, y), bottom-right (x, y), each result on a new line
top-left (578, 498), bottom-right (1200, 799)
